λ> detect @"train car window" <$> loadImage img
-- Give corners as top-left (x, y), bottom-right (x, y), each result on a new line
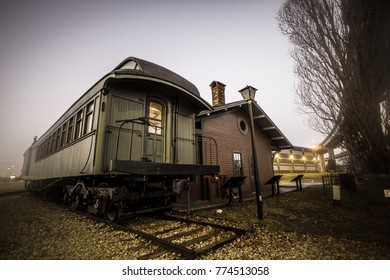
top-left (50, 133), bottom-right (56, 153)
top-left (40, 142), bottom-right (44, 159)
top-left (148, 100), bottom-right (164, 135)
top-left (67, 116), bottom-right (75, 144)
top-left (36, 143), bottom-right (41, 161)
top-left (84, 101), bottom-right (94, 134)
top-left (61, 123), bottom-right (67, 147)
top-left (74, 109), bottom-right (83, 140)
top-left (39, 144), bottom-right (43, 160)
top-left (47, 135), bottom-right (52, 154)
top-left (55, 128), bottom-right (61, 150)
top-left (44, 138), bottom-right (49, 157)
top-left (120, 60), bottom-right (141, 71)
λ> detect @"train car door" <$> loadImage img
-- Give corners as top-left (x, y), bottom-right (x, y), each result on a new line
top-left (144, 99), bottom-right (165, 162)
top-left (104, 95), bottom-right (144, 167)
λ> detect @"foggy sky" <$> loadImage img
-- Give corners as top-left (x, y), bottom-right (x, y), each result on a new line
top-left (0, 0), bottom-right (324, 176)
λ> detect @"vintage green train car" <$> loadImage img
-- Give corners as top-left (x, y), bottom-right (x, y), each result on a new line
top-left (22, 57), bottom-right (219, 221)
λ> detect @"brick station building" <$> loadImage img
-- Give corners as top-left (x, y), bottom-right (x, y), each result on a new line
top-left (190, 81), bottom-right (293, 201)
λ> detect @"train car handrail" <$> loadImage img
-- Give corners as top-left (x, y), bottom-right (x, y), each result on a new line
top-left (115, 117), bottom-right (162, 162)
top-left (115, 118), bottom-right (147, 161)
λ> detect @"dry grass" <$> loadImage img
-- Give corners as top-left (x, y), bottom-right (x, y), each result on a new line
top-left (1, 186), bottom-right (389, 260)
top-left (194, 186), bottom-right (390, 259)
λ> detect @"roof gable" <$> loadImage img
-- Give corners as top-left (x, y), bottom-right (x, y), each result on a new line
top-left (198, 100), bottom-right (293, 150)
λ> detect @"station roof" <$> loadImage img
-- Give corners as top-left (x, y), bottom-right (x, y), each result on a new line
top-left (199, 100), bottom-right (293, 151)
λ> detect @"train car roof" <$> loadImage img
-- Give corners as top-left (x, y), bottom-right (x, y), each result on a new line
top-left (111, 57), bottom-right (212, 110)
top-left (27, 57), bottom-right (212, 146)
top-left (112, 57), bottom-right (200, 96)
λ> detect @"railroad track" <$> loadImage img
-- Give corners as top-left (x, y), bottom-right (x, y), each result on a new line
top-left (112, 213), bottom-right (246, 260)
top-left (10, 192), bottom-right (246, 259)
top-left (54, 199), bottom-right (247, 259)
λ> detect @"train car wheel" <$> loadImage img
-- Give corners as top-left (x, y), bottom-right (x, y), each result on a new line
top-left (104, 199), bottom-right (119, 223)
top-left (63, 192), bottom-right (69, 204)
top-left (70, 186), bottom-right (82, 210)
top-left (71, 193), bottom-right (81, 210)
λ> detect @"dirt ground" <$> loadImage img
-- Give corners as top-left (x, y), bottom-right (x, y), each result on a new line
top-left (196, 184), bottom-right (390, 251)
top-left (1, 181), bottom-right (389, 260)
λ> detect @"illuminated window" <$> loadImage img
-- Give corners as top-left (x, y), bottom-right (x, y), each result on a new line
top-left (148, 100), bottom-right (164, 135)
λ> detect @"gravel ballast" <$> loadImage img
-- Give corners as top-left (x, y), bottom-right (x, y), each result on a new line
top-left (1, 185), bottom-right (389, 260)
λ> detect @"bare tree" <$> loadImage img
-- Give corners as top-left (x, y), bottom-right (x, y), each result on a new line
top-left (278, 0), bottom-right (346, 134)
top-left (277, 0), bottom-right (390, 174)
top-left (341, 0), bottom-right (390, 173)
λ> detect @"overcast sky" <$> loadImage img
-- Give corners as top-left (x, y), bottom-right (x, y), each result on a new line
top-left (0, 0), bottom-right (324, 176)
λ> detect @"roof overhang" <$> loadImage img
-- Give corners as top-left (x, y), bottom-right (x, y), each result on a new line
top-left (250, 102), bottom-right (293, 150)
top-left (199, 100), bottom-right (293, 151)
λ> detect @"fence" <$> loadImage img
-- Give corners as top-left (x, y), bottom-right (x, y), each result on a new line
top-left (322, 172), bottom-right (357, 197)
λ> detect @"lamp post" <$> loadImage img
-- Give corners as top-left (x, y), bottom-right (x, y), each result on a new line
top-left (239, 85), bottom-right (263, 221)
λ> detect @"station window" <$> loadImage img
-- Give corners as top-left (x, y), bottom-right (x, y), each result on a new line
top-left (233, 151), bottom-right (243, 176)
top-left (237, 117), bottom-right (248, 135)
top-left (148, 100), bottom-right (164, 135)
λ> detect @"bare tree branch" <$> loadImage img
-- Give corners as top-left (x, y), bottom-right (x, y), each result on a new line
top-left (277, 0), bottom-right (390, 173)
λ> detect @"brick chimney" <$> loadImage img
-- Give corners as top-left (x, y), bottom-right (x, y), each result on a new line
top-left (210, 81), bottom-right (226, 107)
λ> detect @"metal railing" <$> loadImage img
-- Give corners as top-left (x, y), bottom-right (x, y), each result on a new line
top-left (195, 134), bottom-right (218, 166)
top-left (322, 172), bottom-right (357, 197)
top-left (114, 117), bottom-right (163, 162)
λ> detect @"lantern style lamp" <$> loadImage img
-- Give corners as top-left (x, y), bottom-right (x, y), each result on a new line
top-left (239, 85), bottom-right (263, 221)
top-left (239, 85), bottom-right (258, 101)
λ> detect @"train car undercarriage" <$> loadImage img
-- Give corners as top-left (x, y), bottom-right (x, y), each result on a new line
top-left (63, 176), bottom-right (184, 222)
top-left (26, 175), bottom-right (188, 222)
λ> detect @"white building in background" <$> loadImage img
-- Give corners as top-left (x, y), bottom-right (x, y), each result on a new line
top-left (273, 146), bottom-right (321, 173)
